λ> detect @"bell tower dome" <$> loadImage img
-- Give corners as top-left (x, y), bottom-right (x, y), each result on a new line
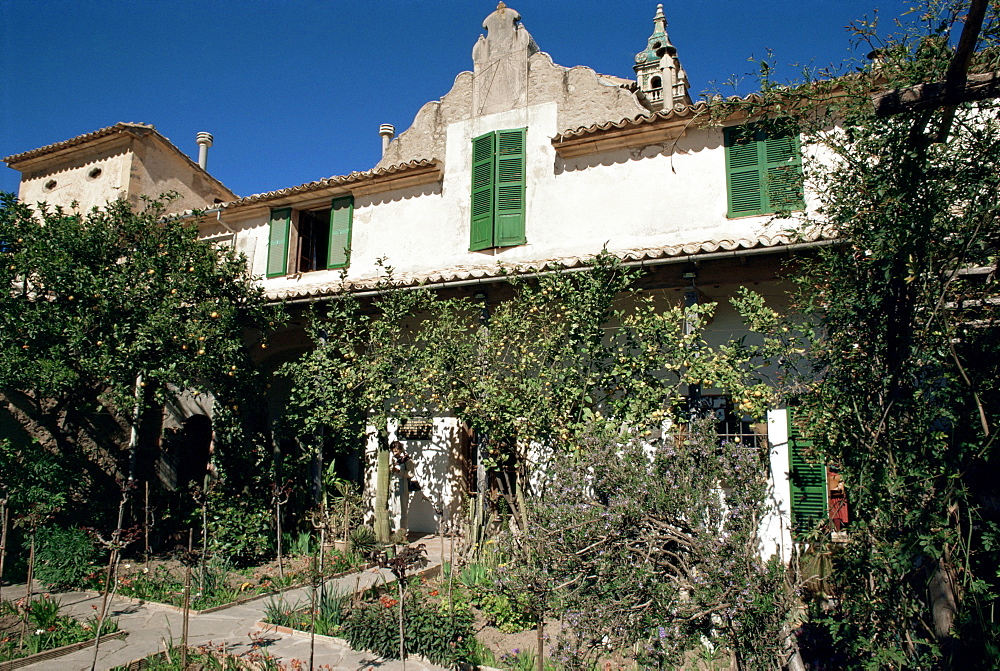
top-left (633, 4), bottom-right (691, 111)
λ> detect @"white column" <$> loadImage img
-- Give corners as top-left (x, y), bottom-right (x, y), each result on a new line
top-left (759, 409), bottom-right (794, 563)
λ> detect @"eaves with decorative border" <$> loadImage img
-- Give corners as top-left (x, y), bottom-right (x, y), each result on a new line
top-left (550, 94), bottom-right (773, 158)
top-left (3, 122), bottom-right (157, 165)
top-left (210, 159), bottom-right (443, 218)
top-left (4, 122), bottom-right (236, 199)
top-left (265, 228), bottom-right (833, 303)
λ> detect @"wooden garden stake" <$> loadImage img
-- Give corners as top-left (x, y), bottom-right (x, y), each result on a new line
top-left (398, 577), bottom-right (406, 668)
top-left (181, 528), bottom-right (193, 668)
top-left (91, 485), bottom-right (129, 671)
top-left (181, 567), bottom-right (191, 667)
top-left (143, 481), bottom-right (150, 568)
top-left (18, 535), bottom-right (34, 648)
top-left (0, 498), bottom-right (8, 587)
top-left (309, 553), bottom-right (317, 671)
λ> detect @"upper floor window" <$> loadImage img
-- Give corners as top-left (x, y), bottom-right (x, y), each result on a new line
top-left (266, 195), bottom-right (354, 278)
top-left (470, 127), bottom-right (526, 251)
top-left (724, 122), bottom-right (803, 218)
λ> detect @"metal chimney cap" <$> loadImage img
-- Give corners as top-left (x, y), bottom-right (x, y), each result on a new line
top-left (196, 132), bottom-right (214, 146)
top-left (379, 124), bottom-right (395, 137)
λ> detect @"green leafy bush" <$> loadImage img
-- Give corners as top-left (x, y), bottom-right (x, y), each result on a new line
top-left (480, 592), bottom-right (534, 633)
top-left (31, 526), bottom-right (98, 589)
top-left (208, 498), bottom-right (273, 566)
top-left (341, 589), bottom-right (476, 666)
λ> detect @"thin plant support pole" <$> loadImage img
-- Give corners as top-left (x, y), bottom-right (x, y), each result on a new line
top-left (309, 553), bottom-right (317, 671)
top-left (319, 522), bottom-right (327, 613)
top-left (275, 495), bottom-right (284, 581)
top-left (0, 499), bottom-right (8, 587)
top-left (200, 470), bottom-right (210, 594)
top-left (536, 610), bottom-right (544, 671)
top-left (91, 486), bottom-right (128, 671)
top-left (398, 577), bottom-right (406, 668)
top-left (144, 481), bottom-right (150, 568)
top-left (181, 566), bottom-right (191, 668)
top-left (18, 535), bottom-right (35, 648)
top-left (342, 495), bottom-right (349, 549)
top-left (89, 551), bottom-right (123, 671)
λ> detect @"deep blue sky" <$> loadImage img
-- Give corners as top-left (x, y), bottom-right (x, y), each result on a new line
top-left (1, 0), bottom-right (912, 198)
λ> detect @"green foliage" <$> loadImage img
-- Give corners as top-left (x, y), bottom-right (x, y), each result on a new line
top-left (0, 192), bottom-right (278, 519)
top-left (283, 531), bottom-right (315, 557)
top-left (340, 588), bottom-right (477, 667)
top-left (30, 525), bottom-right (98, 589)
top-left (479, 592), bottom-right (535, 633)
top-left (206, 493), bottom-right (273, 566)
top-left (348, 524), bottom-right (378, 556)
top-left (709, 1), bottom-right (1000, 666)
top-left (495, 420), bottom-right (792, 668)
top-left (0, 595), bottom-right (118, 663)
top-left (0, 439), bottom-right (74, 530)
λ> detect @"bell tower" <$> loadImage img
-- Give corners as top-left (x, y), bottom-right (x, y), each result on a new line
top-left (633, 4), bottom-right (691, 111)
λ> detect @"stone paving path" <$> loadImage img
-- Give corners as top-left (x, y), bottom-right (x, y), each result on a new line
top-left (0, 537), bottom-right (455, 670)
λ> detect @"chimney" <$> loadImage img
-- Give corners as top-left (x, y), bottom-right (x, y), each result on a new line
top-left (379, 124), bottom-right (395, 157)
top-left (196, 132), bottom-right (214, 170)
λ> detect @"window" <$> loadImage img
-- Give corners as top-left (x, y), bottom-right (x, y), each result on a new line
top-left (724, 122), bottom-right (803, 218)
top-left (266, 196), bottom-right (353, 278)
top-left (470, 127), bottom-right (526, 251)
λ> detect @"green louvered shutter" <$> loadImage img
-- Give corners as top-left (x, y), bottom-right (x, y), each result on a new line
top-left (764, 128), bottom-right (804, 212)
top-left (725, 126), bottom-right (764, 217)
top-left (494, 127), bottom-right (526, 247)
top-left (266, 208), bottom-right (291, 278)
top-left (470, 132), bottom-right (495, 251)
top-left (787, 408), bottom-right (828, 539)
top-left (327, 195), bottom-right (354, 269)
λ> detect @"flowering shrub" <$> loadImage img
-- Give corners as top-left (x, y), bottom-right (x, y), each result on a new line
top-left (494, 420), bottom-right (794, 668)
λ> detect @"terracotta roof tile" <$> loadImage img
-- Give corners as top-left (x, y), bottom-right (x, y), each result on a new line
top-left (551, 93), bottom-right (766, 145)
top-left (215, 159), bottom-right (442, 210)
top-left (3, 122), bottom-right (156, 164)
top-left (264, 229), bottom-right (832, 302)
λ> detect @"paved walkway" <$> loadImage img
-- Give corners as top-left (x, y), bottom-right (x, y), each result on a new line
top-left (0, 537), bottom-right (455, 670)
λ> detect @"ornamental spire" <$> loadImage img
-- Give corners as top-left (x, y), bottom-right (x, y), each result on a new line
top-left (633, 4), bottom-right (690, 111)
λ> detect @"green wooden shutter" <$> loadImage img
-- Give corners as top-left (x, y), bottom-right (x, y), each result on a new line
top-left (470, 132), bottom-right (495, 251)
top-left (763, 129), bottom-right (804, 212)
top-left (327, 195), bottom-right (354, 269)
top-left (725, 125), bottom-right (765, 217)
top-left (787, 408), bottom-right (828, 538)
top-left (494, 127), bottom-right (526, 247)
top-left (266, 208), bottom-right (291, 278)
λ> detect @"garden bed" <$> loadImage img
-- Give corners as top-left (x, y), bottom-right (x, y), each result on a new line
top-left (0, 595), bottom-right (122, 669)
top-left (83, 551), bottom-right (365, 614)
top-left (257, 567), bottom-right (537, 670)
top-left (112, 641), bottom-right (277, 670)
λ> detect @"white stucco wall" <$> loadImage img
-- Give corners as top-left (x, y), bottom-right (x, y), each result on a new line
top-left (363, 416), bottom-right (464, 536)
top-left (245, 101), bottom-right (800, 297)
top-left (18, 148), bottom-right (131, 213)
top-left (761, 408), bottom-right (793, 562)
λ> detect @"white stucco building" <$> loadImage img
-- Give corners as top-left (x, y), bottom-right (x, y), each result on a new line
top-left (5, 4), bottom-right (836, 559)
